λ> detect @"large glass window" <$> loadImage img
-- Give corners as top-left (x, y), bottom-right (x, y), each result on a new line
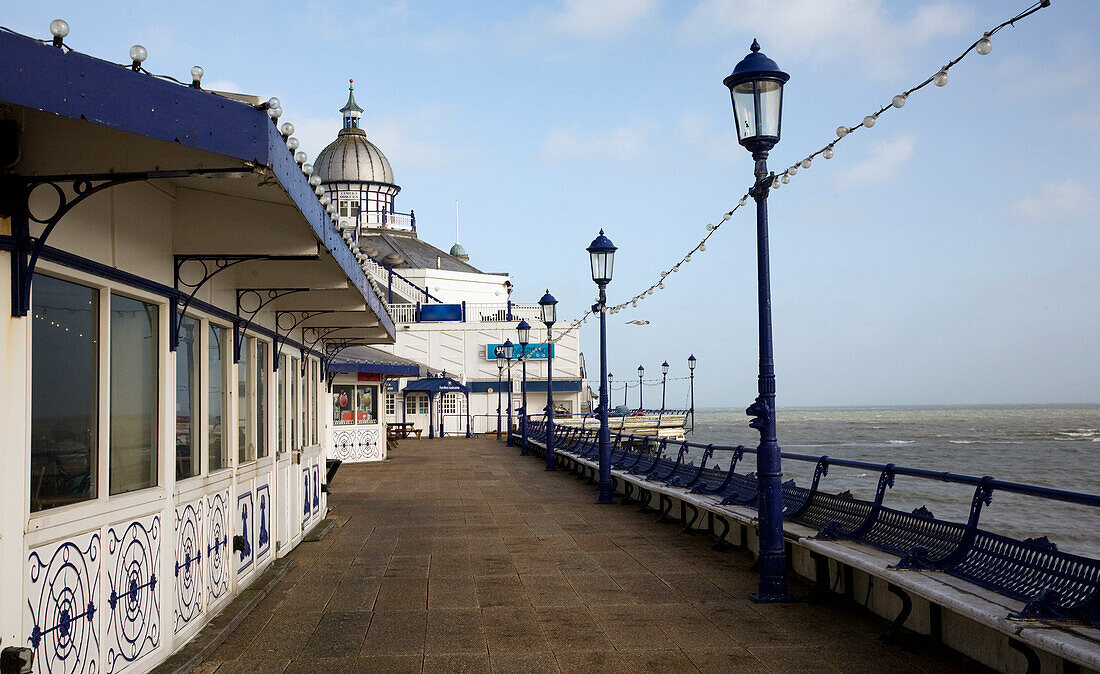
top-left (110, 294), bottom-right (159, 495)
top-left (385, 392), bottom-right (395, 416)
top-left (31, 276), bottom-right (98, 512)
top-left (277, 355), bottom-right (286, 454)
top-left (176, 314), bottom-right (198, 480)
top-left (357, 385), bottom-right (377, 424)
top-left (333, 384), bottom-right (356, 426)
top-left (442, 392), bottom-right (463, 416)
top-left (257, 341), bottom-right (269, 459)
top-left (238, 337), bottom-right (254, 464)
top-left (290, 357), bottom-right (299, 450)
top-left (208, 325), bottom-right (226, 471)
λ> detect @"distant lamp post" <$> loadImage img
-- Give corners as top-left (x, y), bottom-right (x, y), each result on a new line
top-left (504, 339), bottom-right (514, 445)
top-left (637, 365), bottom-right (645, 410)
top-left (517, 319), bottom-right (531, 455)
top-left (607, 373), bottom-right (614, 412)
top-left (724, 39), bottom-right (793, 603)
top-left (587, 229), bottom-right (617, 504)
top-left (661, 361), bottom-right (670, 411)
top-left (539, 290), bottom-right (558, 471)
top-left (688, 354), bottom-right (697, 432)
top-left (504, 280), bottom-right (514, 321)
top-left (496, 359), bottom-right (504, 441)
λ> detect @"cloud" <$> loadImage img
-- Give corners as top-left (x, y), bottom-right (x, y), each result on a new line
top-left (675, 112), bottom-right (738, 164)
top-left (1012, 181), bottom-right (1098, 223)
top-left (538, 119), bottom-right (655, 162)
top-left (292, 108), bottom-right (474, 175)
top-left (678, 0), bottom-right (974, 79)
top-left (832, 133), bottom-right (916, 187)
top-left (550, 0), bottom-right (661, 38)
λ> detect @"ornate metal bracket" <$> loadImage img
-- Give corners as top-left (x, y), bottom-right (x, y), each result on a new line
top-left (234, 288), bottom-right (308, 363)
top-left (0, 168), bottom-right (249, 317)
top-left (321, 337), bottom-right (362, 390)
top-left (747, 171), bottom-right (776, 202)
top-left (171, 254), bottom-right (316, 352)
top-left (272, 310), bottom-right (336, 370)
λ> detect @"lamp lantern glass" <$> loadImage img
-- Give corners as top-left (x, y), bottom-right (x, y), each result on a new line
top-left (503, 339), bottom-right (514, 362)
top-left (538, 290), bottom-right (558, 326)
top-left (662, 361), bottom-right (669, 375)
top-left (586, 230), bottom-right (617, 285)
top-left (516, 320), bottom-right (531, 348)
top-left (723, 40), bottom-right (789, 153)
top-left (688, 354), bottom-right (696, 371)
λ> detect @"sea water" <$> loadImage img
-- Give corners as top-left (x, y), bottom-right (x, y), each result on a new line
top-left (683, 405), bottom-right (1100, 558)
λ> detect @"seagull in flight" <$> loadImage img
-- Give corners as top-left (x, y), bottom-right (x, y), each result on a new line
top-left (626, 320), bottom-right (650, 325)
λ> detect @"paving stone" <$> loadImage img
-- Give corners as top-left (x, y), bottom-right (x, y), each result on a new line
top-left (190, 439), bottom-right (987, 674)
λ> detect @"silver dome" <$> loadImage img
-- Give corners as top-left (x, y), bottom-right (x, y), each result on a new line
top-left (314, 128), bottom-right (395, 185)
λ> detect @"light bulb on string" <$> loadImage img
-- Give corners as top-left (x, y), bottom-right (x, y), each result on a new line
top-left (823, 146), bottom-right (834, 160)
top-left (892, 94), bottom-right (906, 108)
top-left (976, 34), bottom-right (992, 55)
top-left (934, 69), bottom-right (949, 87)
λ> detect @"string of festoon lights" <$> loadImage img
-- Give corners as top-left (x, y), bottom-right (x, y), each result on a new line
top-left (555, 0), bottom-right (1051, 331)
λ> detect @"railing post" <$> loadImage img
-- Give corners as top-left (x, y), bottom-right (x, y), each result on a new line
top-left (462, 300), bottom-right (466, 322)
top-left (415, 301), bottom-right (420, 322)
top-left (388, 268), bottom-right (393, 304)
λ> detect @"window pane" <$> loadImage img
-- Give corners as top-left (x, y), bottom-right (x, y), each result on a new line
top-left (110, 294), bottom-right (159, 495)
top-left (209, 325), bottom-right (226, 471)
top-left (308, 360), bottom-right (316, 444)
top-left (31, 276), bottom-right (98, 512)
top-left (418, 394), bottom-right (428, 414)
top-left (277, 355), bottom-right (286, 453)
top-left (290, 358), bottom-right (299, 449)
top-left (732, 82), bottom-right (757, 140)
top-left (333, 384), bottom-right (355, 425)
top-left (356, 385), bottom-right (377, 424)
top-left (385, 393), bottom-right (395, 416)
top-left (405, 395), bottom-right (417, 416)
top-left (238, 338), bottom-right (254, 464)
top-left (176, 315), bottom-right (198, 480)
top-left (757, 81), bottom-right (782, 137)
top-left (257, 342), bottom-right (268, 459)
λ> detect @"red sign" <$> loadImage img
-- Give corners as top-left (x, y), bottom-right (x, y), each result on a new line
top-left (357, 373), bottom-right (381, 382)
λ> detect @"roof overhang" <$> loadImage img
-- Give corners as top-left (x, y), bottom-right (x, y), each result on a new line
top-left (0, 30), bottom-right (394, 342)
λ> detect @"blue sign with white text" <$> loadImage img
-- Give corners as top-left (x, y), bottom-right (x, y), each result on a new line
top-left (486, 343), bottom-right (554, 360)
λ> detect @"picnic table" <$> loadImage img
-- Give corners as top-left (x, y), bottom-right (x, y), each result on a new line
top-left (387, 422), bottom-right (421, 442)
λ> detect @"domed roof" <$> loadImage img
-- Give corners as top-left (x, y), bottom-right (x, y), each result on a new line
top-left (315, 127), bottom-right (395, 185)
top-left (449, 242), bottom-right (468, 261)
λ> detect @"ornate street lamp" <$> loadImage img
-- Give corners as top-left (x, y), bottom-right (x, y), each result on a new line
top-left (637, 365), bottom-right (645, 410)
top-left (503, 338), bottom-right (514, 445)
top-left (496, 359), bottom-right (504, 441)
top-left (607, 373), bottom-right (614, 411)
top-left (587, 229), bottom-right (617, 504)
top-left (539, 290), bottom-right (558, 471)
top-left (517, 319), bottom-right (531, 455)
top-left (661, 361), bottom-right (670, 410)
top-left (688, 354), bottom-right (697, 432)
top-left (724, 39), bottom-right (793, 603)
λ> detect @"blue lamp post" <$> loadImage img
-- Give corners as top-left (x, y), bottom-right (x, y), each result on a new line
top-left (539, 290), bottom-right (558, 471)
top-left (637, 365), bottom-right (644, 410)
top-left (688, 354), bottom-right (697, 432)
top-left (724, 39), bottom-right (793, 603)
top-left (503, 338), bottom-right (514, 445)
top-left (661, 361), bottom-right (669, 410)
top-left (517, 319), bottom-right (531, 455)
top-left (496, 359), bottom-right (504, 441)
top-left (607, 373), bottom-right (614, 411)
top-left (587, 230), bottom-right (617, 504)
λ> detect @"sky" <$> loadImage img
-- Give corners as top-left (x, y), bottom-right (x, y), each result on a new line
top-left (7, 1), bottom-right (1099, 408)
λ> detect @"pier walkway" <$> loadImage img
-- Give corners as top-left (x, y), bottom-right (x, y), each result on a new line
top-left (195, 438), bottom-right (983, 673)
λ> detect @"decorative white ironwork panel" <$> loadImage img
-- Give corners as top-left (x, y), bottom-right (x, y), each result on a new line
top-left (105, 515), bottom-right (161, 673)
top-left (25, 531), bottom-right (100, 674)
top-left (207, 490), bottom-right (230, 604)
top-left (332, 429), bottom-right (382, 463)
top-left (312, 462), bottom-right (321, 521)
top-left (255, 482), bottom-right (272, 562)
top-left (236, 490), bottom-right (254, 576)
top-left (174, 499), bottom-right (203, 633)
top-left (301, 466), bottom-right (311, 527)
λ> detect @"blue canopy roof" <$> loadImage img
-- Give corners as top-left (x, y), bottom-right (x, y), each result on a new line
top-left (403, 377), bottom-right (468, 395)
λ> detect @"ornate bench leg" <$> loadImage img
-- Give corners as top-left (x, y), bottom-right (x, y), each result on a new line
top-left (681, 502), bottom-right (700, 534)
top-left (638, 489), bottom-right (654, 514)
top-left (623, 482), bottom-right (635, 504)
top-left (1008, 638), bottom-right (1041, 674)
top-left (711, 514), bottom-right (734, 552)
top-left (656, 494), bottom-right (674, 523)
top-left (886, 583), bottom-right (913, 638)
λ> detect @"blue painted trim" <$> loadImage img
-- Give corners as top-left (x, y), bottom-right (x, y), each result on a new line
top-left (328, 362), bottom-right (419, 376)
top-left (468, 380), bottom-right (580, 393)
top-left (0, 30), bottom-right (394, 341)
